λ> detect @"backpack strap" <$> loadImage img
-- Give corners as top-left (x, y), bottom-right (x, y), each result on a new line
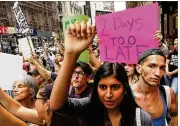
top-left (136, 108), bottom-right (141, 126)
top-left (159, 85), bottom-right (167, 104)
top-left (162, 85), bottom-right (171, 109)
top-left (159, 85), bottom-right (173, 126)
top-left (159, 85), bottom-right (171, 109)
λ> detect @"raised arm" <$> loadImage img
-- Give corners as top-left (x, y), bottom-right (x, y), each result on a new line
top-left (89, 51), bottom-right (101, 71)
top-left (50, 21), bottom-right (96, 110)
top-left (28, 55), bottom-right (51, 81)
top-left (0, 104), bottom-right (27, 126)
top-left (0, 88), bottom-right (43, 125)
top-left (54, 34), bottom-right (65, 55)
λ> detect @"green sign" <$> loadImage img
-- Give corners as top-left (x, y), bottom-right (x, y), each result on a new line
top-left (77, 50), bottom-right (89, 63)
top-left (63, 15), bottom-right (89, 63)
top-left (62, 15), bottom-right (89, 31)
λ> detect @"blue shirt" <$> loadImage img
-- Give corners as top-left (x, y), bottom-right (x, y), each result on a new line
top-left (152, 93), bottom-right (167, 126)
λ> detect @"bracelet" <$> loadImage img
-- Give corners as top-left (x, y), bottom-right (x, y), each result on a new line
top-left (170, 112), bottom-right (178, 116)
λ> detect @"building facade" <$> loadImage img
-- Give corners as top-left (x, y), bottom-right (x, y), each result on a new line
top-left (56, 1), bottom-right (86, 38)
top-left (0, 1), bottom-right (60, 51)
top-left (90, 1), bottom-right (114, 24)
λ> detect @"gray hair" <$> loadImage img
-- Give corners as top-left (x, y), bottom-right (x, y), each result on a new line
top-left (13, 74), bottom-right (38, 99)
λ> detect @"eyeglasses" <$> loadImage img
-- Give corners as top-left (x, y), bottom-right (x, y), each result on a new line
top-left (72, 70), bottom-right (85, 76)
top-left (35, 96), bottom-right (46, 101)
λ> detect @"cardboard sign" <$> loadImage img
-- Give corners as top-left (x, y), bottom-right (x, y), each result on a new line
top-left (0, 53), bottom-right (23, 90)
top-left (63, 15), bottom-right (89, 63)
top-left (62, 15), bottom-right (89, 32)
top-left (77, 50), bottom-right (89, 63)
top-left (96, 10), bottom-right (112, 16)
top-left (96, 3), bottom-right (159, 64)
top-left (13, 2), bottom-right (29, 34)
top-left (18, 36), bottom-right (35, 59)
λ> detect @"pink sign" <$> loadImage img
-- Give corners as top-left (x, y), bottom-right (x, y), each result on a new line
top-left (95, 3), bottom-right (159, 64)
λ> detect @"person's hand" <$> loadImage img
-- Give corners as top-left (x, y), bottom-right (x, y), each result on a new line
top-left (64, 21), bottom-right (96, 55)
top-left (154, 30), bottom-right (163, 42)
top-left (44, 43), bottom-right (48, 50)
top-left (54, 34), bottom-right (60, 43)
top-left (27, 54), bottom-right (35, 64)
top-left (166, 71), bottom-right (173, 78)
top-left (87, 45), bottom-right (93, 53)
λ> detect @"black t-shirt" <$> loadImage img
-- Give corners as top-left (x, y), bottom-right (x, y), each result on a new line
top-left (51, 72), bottom-right (57, 81)
top-left (69, 86), bottom-right (92, 98)
top-left (167, 51), bottom-right (178, 77)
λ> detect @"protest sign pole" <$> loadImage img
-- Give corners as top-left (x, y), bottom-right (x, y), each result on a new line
top-left (25, 33), bottom-right (33, 53)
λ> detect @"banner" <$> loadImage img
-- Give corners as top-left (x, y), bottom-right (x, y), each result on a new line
top-left (96, 10), bottom-right (112, 16)
top-left (62, 15), bottom-right (89, 63)
top-left (95, 3), bottom-right (159, 64)
top-left (0, 26), bottom-right (8, 34)
top-left (7, 27), bottom-right (16, 34)
top-left (13, 1), bottom-right (29, 34)
top-left (0, 53), bottom-right (23, 90)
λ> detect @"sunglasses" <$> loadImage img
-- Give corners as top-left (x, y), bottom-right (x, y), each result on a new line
top-left (35, 96), bottom-right (46, 101)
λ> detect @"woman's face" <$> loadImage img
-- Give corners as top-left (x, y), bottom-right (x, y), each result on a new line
top-left (98, 75), bottom-right (125, 110)
top-left (174, 39), bottom-right (178, 51)
top-left (124, 64), bottom-right (135, 76)
top-left (93, 49), bottom-right (99, 58)
top-left (13, 81), bottom-right (32, 101)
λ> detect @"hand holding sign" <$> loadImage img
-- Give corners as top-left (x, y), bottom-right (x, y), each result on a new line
top-left (154, 30), bottom-right (163, 43)
top-left (27, 54), bottom-right (35, 64)
top-left (65, 21), bottom-right (96, 55)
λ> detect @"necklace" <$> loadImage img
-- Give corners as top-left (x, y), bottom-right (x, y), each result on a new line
top-left (140, 85), bottom-right (161, 111)
top-left (154, 88), bottom-right (161, 111)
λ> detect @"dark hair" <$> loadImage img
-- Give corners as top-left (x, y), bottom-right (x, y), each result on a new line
top-left (56, 51), bottom-right (64, 57)
top-left (92, 48), bottom-right (99, 54)
top-left (138, 49), bottom-right (166, 64)
top-left (27, 69), bottom-right (39, 76)
top-left (76, 61), bottom-right (92, 76)
top-left (38, 83), bottom-right (53, 101)
top-left (166, 35), bottom-right (172, 39)
top-left (121, 63), bottom-right (139, 83)
top-left (88, 62), bottom-right (137, 126)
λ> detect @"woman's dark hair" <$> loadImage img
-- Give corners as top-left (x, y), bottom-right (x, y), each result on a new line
top-left (88, 62), bottom-right (137, 126)
top-left (121, 63), bottom-right (139, 77)
top-left (38, 83), bottom-right (53, 102)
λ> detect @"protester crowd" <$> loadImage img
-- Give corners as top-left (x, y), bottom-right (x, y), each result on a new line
top-left (0, 14), bottom-right (178, 126)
